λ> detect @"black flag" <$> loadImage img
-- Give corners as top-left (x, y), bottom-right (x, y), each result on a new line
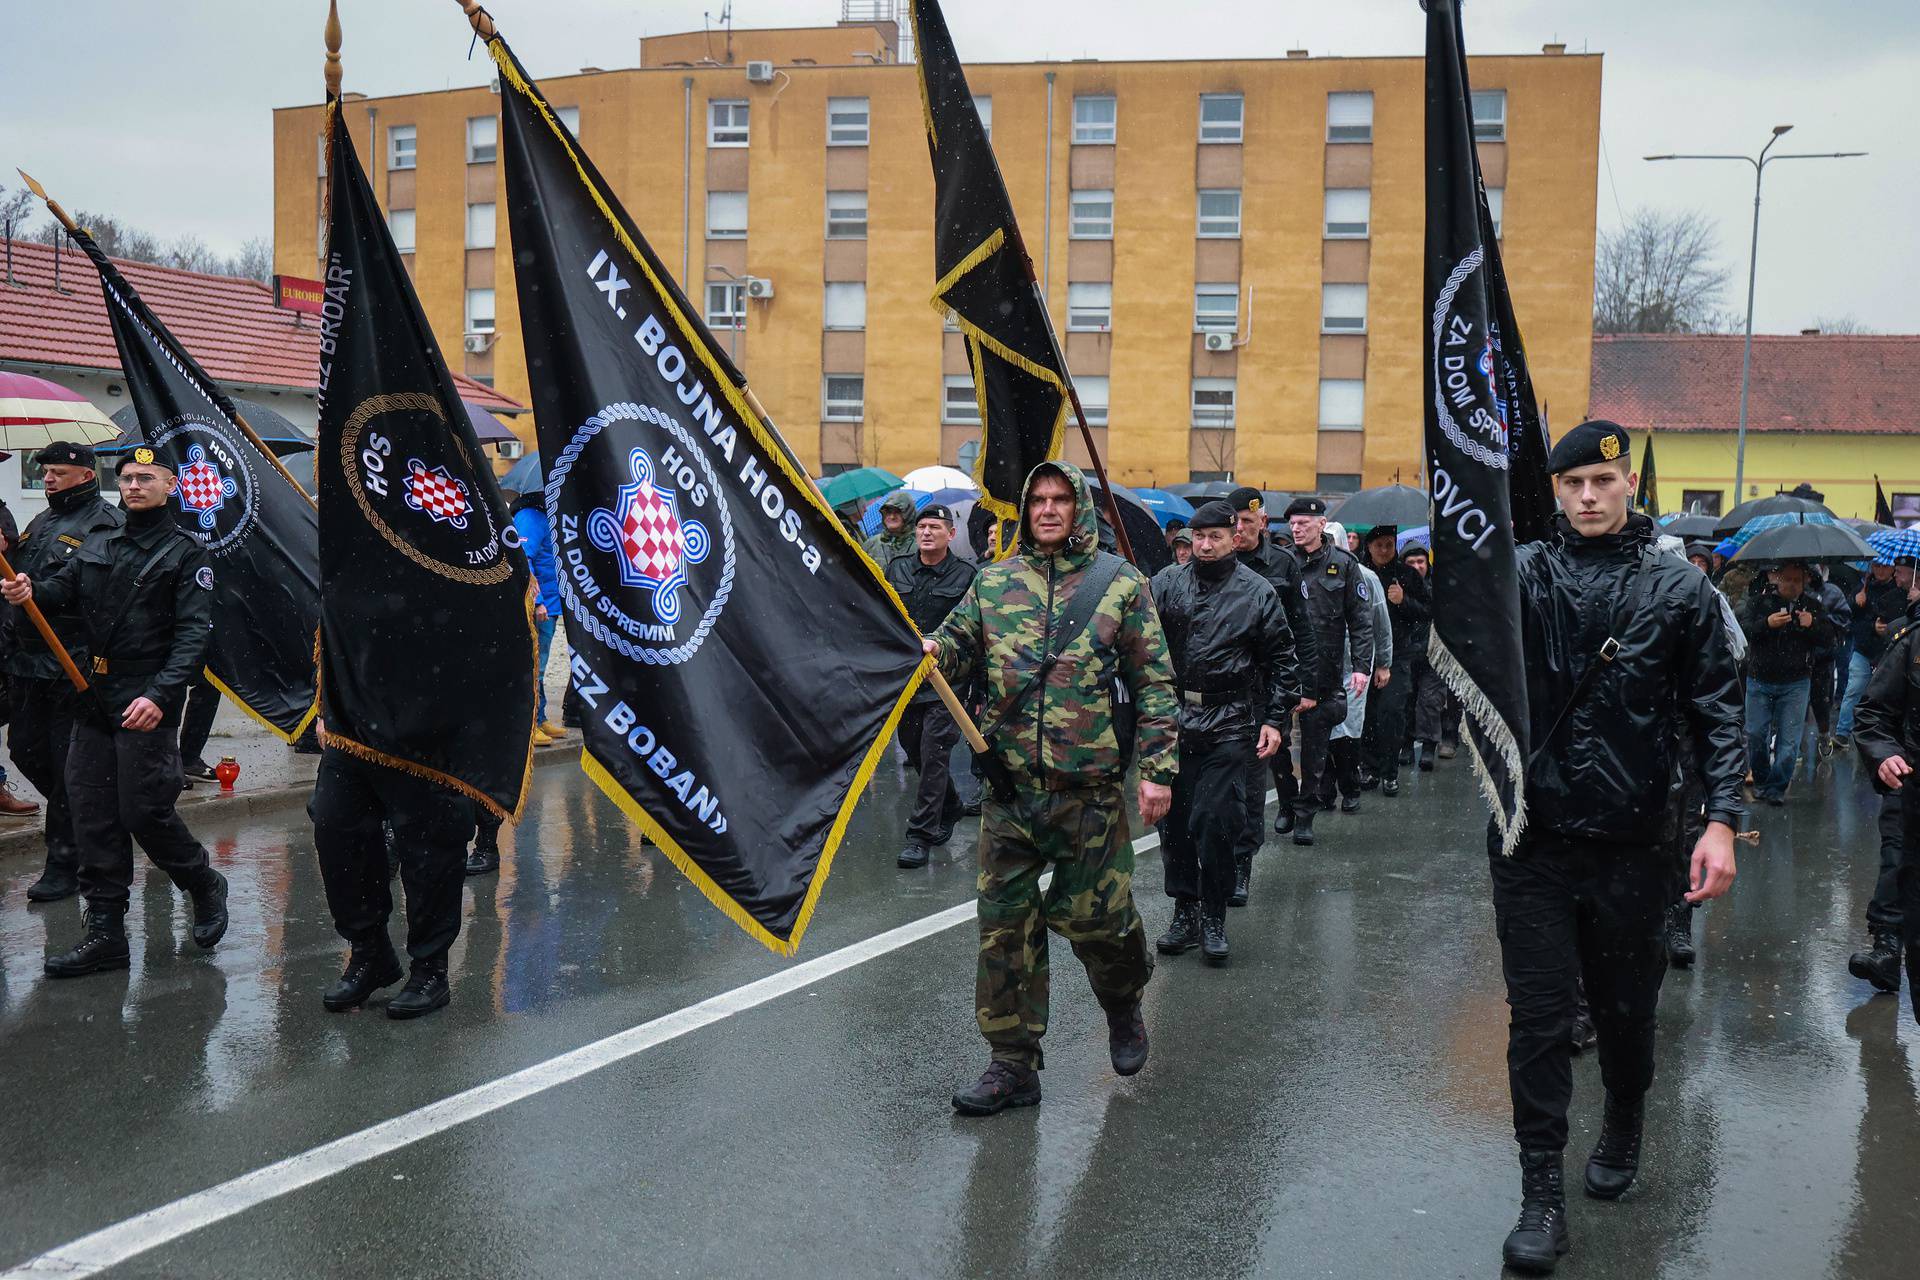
top-left (317, 97), bottom-right (535, 818)
top-left (911, 0), bottom-right (1070, 522)
top-left (1636, 434), bottom-right (1660, 517)
top-left (1423, 0), bottom-right (1552, 855)
top-left (491, 36), bottom-right (926, 953)
top-left (69, 228), bottom-right (320, 739)
top-left (1876, 477), bottom-right (1895, 527)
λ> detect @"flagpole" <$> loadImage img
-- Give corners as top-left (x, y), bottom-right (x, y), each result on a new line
top-left (0, 550), bottom-right (89, 693)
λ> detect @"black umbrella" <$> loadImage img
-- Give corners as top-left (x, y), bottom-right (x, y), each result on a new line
top-left (104, 397), bottom-right (314, 457)
top-left (1728, 514), bottom-right (1875, 566)
top-left (1845, 517), bottom-right (1893, 539)
top-left (1087, 478), bottom-right (1173, 576)
top-left (1712, 493), bottom-right (1832, 540)
top-left (1330, 484), bottom-right (1427, 530)
top-left (1659, 512), bottom-right (1720, 540)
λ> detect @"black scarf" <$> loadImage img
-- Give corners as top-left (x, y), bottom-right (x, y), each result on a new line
top-left (44, 482), bottom-right (99, 515)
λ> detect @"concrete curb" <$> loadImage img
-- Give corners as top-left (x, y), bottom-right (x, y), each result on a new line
top-left (0, 738), bottom-right (585, 859)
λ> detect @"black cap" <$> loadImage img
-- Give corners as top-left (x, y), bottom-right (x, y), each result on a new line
top-left (115, 445), bottom-right (173, 475)
top-left (35, 441), bottom-right (96, 470)
top-left (1189, 500), bottom-right (1235, 531)
top-left (917, 503), bottom-right (955, 525)
top-left (1284, 496), bottom-right (1328, 519)
top-left (1364, 524), bottom-right (1399, 542)
top-left (1226, 486), bottom-right (1264, 514)
top-left (1546, 419), bottom-right (1632, 474)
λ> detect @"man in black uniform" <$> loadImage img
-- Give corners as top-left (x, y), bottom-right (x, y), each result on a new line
top-left (1851, 619), bottom-right (1920, 1025)
top-left (885, 504), bottom-right (977, 868)
top-left (1150, 501), bottom-right (1297, 963)
top-left (1279, 496), bottom-right (1372, 846)
top-left (1359, 525), bottom-right (1429, 796)
top-left (6, 441), bottom-right (124, 902)
top-left (1490, 421), bottom-right (1742, 1275)
top-left (1227, 487), bottom-right (1317, 897)
top-left (3, 447), bottom-right (229, 976)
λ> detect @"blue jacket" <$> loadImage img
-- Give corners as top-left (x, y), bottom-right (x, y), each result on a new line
top-left (513, 506), bottom-right (561, 614)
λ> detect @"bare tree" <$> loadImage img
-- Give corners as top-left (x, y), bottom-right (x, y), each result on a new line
top-left (1594, 208), bottom-right (1731, 334)
top-left (1810, 314), bottom-right (1878, 335)
top-left (227, 236), bottom-right (275, 284)
top-left (0, 183), bottom-right (35, 236)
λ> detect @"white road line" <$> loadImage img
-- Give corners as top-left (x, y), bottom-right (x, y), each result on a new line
top-left (5, 794), bottom-right (1279, 1280)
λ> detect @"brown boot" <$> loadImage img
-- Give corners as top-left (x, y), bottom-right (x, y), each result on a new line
top-left (0, 785), bottom-right (41, 817)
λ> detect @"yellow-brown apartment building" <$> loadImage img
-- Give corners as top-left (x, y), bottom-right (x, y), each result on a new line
top-left (273, 9), bottom-right (1601, 489)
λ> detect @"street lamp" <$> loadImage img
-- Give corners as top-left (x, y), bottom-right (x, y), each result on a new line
top-left (1646, 127), bottom-right (1865, 502)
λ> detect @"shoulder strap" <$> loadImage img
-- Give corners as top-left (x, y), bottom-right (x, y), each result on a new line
top-left (1529, 545), bottom-right (1661, 766)
top-left (979, 552), bottom-right (1127, 738)
top-left (98, 537), bottom-right (184, 653)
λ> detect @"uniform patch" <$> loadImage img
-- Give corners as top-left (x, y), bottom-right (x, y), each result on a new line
top-left (1357, 579), bottom-right (1369, 601)
top-left (195, 565), bottom-right (215, 591)
top-left (57, 534), bottom-right (83, 548)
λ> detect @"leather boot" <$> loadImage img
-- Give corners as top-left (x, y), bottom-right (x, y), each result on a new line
top-left (951, 1061), bottom-right (1041, 1115)
top-left (1156, 899), bottom-right (1200, 954)
top-left (322, 941), bottom-right (406, 1011)
top-left (1106, 1001), bottom-right (1149, 1076)
top-left (25, 852), bottom-right (79, 903)
top-left (1229, 855), bottom-right (1251, 907)
top-left (1584, 1092), bottom-right (1645, 1199)
top-left (1503, 1149), bottom-right (1570, 1273)
top-left (188, 869), bottom-right (230, 950)
top-left (1272, 807), bottom-right (1294, 835)
top-left (1849, 929), bottom-right (1903, 994)
top-left (1200, 908), bottom-right (1229, 967)
top-left (896, 843), bottom-right (930, 869)
top-left (1665, 903), bottom-right (1696, 968)
top-left (1292, 808), bottom-right (1315, 846)
top-left (1416, 741), bottom-right (1435, 772)
top-left (386, 962), bottom-right (451, 1020)
top-left (464, 845), bottom-right (501, 876)
top-left (45, 908), bottom-right (131, 978)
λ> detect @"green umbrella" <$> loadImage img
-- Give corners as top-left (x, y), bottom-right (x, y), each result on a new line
top-left (819, 466), bottom-right (906, 509)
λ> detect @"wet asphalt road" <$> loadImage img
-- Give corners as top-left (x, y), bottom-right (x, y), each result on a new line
top-left (1, 747), bottom-right (1917, 1279)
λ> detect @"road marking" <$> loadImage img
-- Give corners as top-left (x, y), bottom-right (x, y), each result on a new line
top-left (4, 794), bottom-right (1275, 1278)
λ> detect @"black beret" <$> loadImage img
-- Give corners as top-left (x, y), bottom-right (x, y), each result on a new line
top-left (1226, 486), bottom-right (1264, 514)
top-left (1284, 496), bottom-right (1328, 519)
top-left (35, 441), bottom-right (96, 469)
top-left (1546, 419), bottom-right (1632, 474)
top-left (116, 445), bottom-right (173, 475)
top-left (1364, 524), bottom-right (1399, 542)
top-left (1189, 500), bottom-right (1236, 531)
top-left (917, 503), bottom-right (955, 525)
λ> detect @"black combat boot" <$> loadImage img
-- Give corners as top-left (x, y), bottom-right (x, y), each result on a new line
top-left (1339, 791), bottom-right (1362, 814)
top-left (465, 827), bottom-right (501, 877)
top-left (1665, 903), bottom-right (1696, 968)
top-left (1399, 745), bottom-right (1415, 766)
top-left (1272, 807), bottom-right (1294, 835)
top-left (1416, 741), bottom-right (1435, 772)
top-left (1156, 899), bottom-right (1200, 954)
top-left (1503, 1149), bottom-right (1570, 1273)
top-left (322, 941), bottom-right (406, 1011)
top-left (188, 869), bottom-right (230, 950)
top-left (45, 909), bottom-right (131, 978)
top-left (896, 843), bottom-right (930, 869)
top-left (1106, 1001), bottom-right (1149, 1076)
top-left (386, 962), bottom-right (451, 1020)
top-left (1199, 909), bottom-right (1229, 967)
top-left (951, 1061), bottom-right (1041, 1115)
top-left (25, 852), bottom-right (79, 903)
top-left (1849, 929), bottom-right (1903, 994)
top-left (1584, 1091), bottom-right (1645, 1199)
top-left (1381, 775), bottom-right (1401, 797)
top-left (1292, 808), bottom-right (1316, 846)
top-left (1229, 855), bottom-right (1251, 907)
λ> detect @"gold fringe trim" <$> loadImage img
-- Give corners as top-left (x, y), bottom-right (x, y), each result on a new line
top-left (203, 662), bottom-right (319, 745)
top-left (910, 0), bottom-right (938, 153)
top-left (932, 228), bottom-right (1006, 300)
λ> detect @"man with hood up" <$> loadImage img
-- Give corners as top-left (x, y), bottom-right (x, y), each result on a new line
top-left (926, 461), bottom-right (1178, 1116)
top-left (863, 490), bottom-right (920, 564)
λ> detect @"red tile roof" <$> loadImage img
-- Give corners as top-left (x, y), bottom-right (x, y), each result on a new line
top-left (1589, 333), bottom-right (1920, 435)
top-left (0, 236), bottom-right (522, 413)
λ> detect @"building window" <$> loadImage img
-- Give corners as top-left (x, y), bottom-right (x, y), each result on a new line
top-left (707, 191), bottom-right (747, 239)
top-left (823, 376), bottom-right (865, 422)
top-left (1197, 189), bottom-right (1242, 239)
top-left (973, 95), bottom-right (993, 140)
top-left (1198, 93), bottom-right (1244, 144)
top-left (708, 99), bottom-right (749, 147)
top-left (1072, 94), bottom-right (1116, 144)
top-left (1317, 472), bottom-right (1364, 494)
top-left (1194, 283), bottom-right (1239, 332)
top-left (1472, 89), bottom-right (1507, 142)
top-left (1327, 92), bottom-right (1373, 143)
top-left (706, 282), bottom-right (745, 330)
top-left (387, 124), bottom-right (417, 169)
top-left (1067, 282), bottom-right (1112, 331)
top-left (466, 288), bottom-right (495, 334)
top-left (388, 208), bottom-right (415, 254)
top-left (466, 116), bottom-right (497, 164)
top-left (1191, 377), bottom-right (1235, 429)
top-left (1681, 489), bottom-right (1724, 518)
top-left (555, 105), bottom-right (581, 137)
top-left (1487, 186), bottom-right (1504, 238)
top-left (827, 97), bottom-right (869, 146)
top-left (1325, 188), bottom-right (1370, 238)
top-left (465, 202), bottom-right (496, 249)
top-left (1076, 376), bottom-right (1109, 427)
top-left (1322, 283), bottom-right (1368, 333)
top-left (943, 375), bottom-right (980, 425)
top-left (1318, 379), bottom-right (1365, 431)
top-left (823, 282), bottom-right (866, 330)
top-left (825, 190), bottom-right (867, 239)
top-left (1069, 189), bottom-right (1113, 239)
top-left (1893, 494), bottom-right (1920, 529)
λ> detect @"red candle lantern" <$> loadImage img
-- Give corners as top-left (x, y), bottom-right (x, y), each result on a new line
top-left (215, 756), bottom-right (241, 793)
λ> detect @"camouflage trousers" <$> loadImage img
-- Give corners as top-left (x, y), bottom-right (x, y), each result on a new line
top-left (975, 782), bottom-right (1153, 1070)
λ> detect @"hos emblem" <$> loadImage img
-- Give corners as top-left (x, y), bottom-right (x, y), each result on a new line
top-left (341, 392), bottom-right (511, 585)
top-left (587, 446), bottom-right (710, 625)
top-left (148, 416), bottom-right (258, 553)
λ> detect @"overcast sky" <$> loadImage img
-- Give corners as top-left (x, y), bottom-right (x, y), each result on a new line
top-left (3, 0), bottom-right (1914, 332)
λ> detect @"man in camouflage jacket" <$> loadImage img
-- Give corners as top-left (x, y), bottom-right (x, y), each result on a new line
top-left (926, 461), bottom-right (1178, 1115)
top-left (862, 489), bottom-right (920, 564)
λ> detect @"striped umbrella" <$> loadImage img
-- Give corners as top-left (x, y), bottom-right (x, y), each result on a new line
top-left (1723, 509), bottom-right (1840, 549)
top-left (0, 370), bottom-right (121, 450)
top-left (1867, 527), bottom-right (1920, 565)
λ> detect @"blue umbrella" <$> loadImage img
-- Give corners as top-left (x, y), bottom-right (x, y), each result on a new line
top-left (501, 450), bottom-right (543, 494)
top-left (1396, 525), bottom-right (1430, 553)
top-left (1723, 509), bottom-right (1839, 549)
top-left (858, 487), bottom-right (976, 535)
top-left (1867, 527), bottom-right (1920, 565)
top-left (1130, 488), bottom-right (1195, 527)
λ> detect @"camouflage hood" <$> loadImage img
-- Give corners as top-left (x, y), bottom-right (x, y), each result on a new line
top-left (1015, 460), bottom-right (1100, 569)
top-left (876, 489), bottom-right (920, 525)
top-left (863, 488), bottom-right (922, 560)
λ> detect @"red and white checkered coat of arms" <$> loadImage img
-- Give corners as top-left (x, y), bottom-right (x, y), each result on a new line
top-left (587, 446), bottom-right (710, 626)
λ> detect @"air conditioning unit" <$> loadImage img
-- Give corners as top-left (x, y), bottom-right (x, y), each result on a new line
top-left (496, 439), bottom-right (525, 460)
top-left (746, 61), bottom-right (775, 84)
top-left (745, 275), bottom-right (775, 299)
top-left (1203, 330), bottom-right (1236, 352)
top-left (463, 333), bottom-right (492, 354)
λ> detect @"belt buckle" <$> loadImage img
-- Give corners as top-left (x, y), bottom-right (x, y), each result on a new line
top-left (1183, 689), bottom-right (1204, 706)
top-left (90, 656), bottom-right (108, 675)
top-left (1599, 637), bottom-right (1621, 663)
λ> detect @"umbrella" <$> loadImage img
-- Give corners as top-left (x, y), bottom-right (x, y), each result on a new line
top-left (1845, 518), bottom-right (1893, 539)
top-left (0, 370), bottom-right (120, 451)
top-left (1131, 488), bottom-right (1195, 527)
top-left (1712, 493), bottom-right (1831, 539)
top-left (1166, 480), bottom-right (1235, 500)
top-left (819, 466), bottom-right (905, 509)
top-left (1396, 525), bottom-right (1431, 553)
top-left (279, 450), bottom-right (316, 494)
top-left (1658, 512), bottom-right (1720, 540)
top-left (1867, 527), bottom-right (1920, 565)
top-left (1330, 484), bottom-right (1427, 530)
top-left (901, 464), bottom-right (976, 493)
top-left (857, 487), bottom-right (977, 536)
top-left (1723, 509), bottom-right (1840, 550)
top-left (1086, 478), bottom-right (1173, 576)
top-left (105, 399), bottom-right (315, 457)
top-left (501, 450), bottom-right (543, 494)
top-left (462, 400), bottom-right (520, 446)
top-left (1730, 514), bottom-right (1875, 566)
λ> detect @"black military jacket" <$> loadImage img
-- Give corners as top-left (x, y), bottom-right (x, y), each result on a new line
top-left (1366, 553), bottom-right (1431, 662)
top-left (1284, 536), bottom-right (1375, 699)
top-left (33, 508), bottom-right (213, 722)
top-left (886, 548), bottom-right (976, 703)
top-left (1854, 621), bottom-right (1920, 789)
top-left (5, 486), bottom-right (124, 681)
top-left (1149, 558), bottom-right (1299, 747)
top-left (1238, 534), bottom-right (1318, 686)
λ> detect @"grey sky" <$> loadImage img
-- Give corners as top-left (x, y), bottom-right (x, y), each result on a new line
top-left (3, 0), bottom-right (1914, 332)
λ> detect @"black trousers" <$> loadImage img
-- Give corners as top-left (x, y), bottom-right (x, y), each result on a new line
top-left (1363, 655), bottom-right (1414, 780)
top-left (1412, 657), bottom-right (1449, 744)
top-left (67, 714), bottom-right (211, 911)
top-left (177, 674), bottom-right (220, 765)
top-left (1899, 791), bottom-right (1920, 980)
top-left (1869, 792), bottom-right (1905, 933)
top-left (310, 749), bottom-right (472, 968)
top-left (1163, 736), bottom-right (1248, 914)
top-left (898, 699), bottom-right (962, 844)
top-left (1293, 697), bottom-right (1345, 818)
top-left (8, 676), bottom-right (79, 875)
top-left (1488, 829), bottom-right (1670, 1153)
